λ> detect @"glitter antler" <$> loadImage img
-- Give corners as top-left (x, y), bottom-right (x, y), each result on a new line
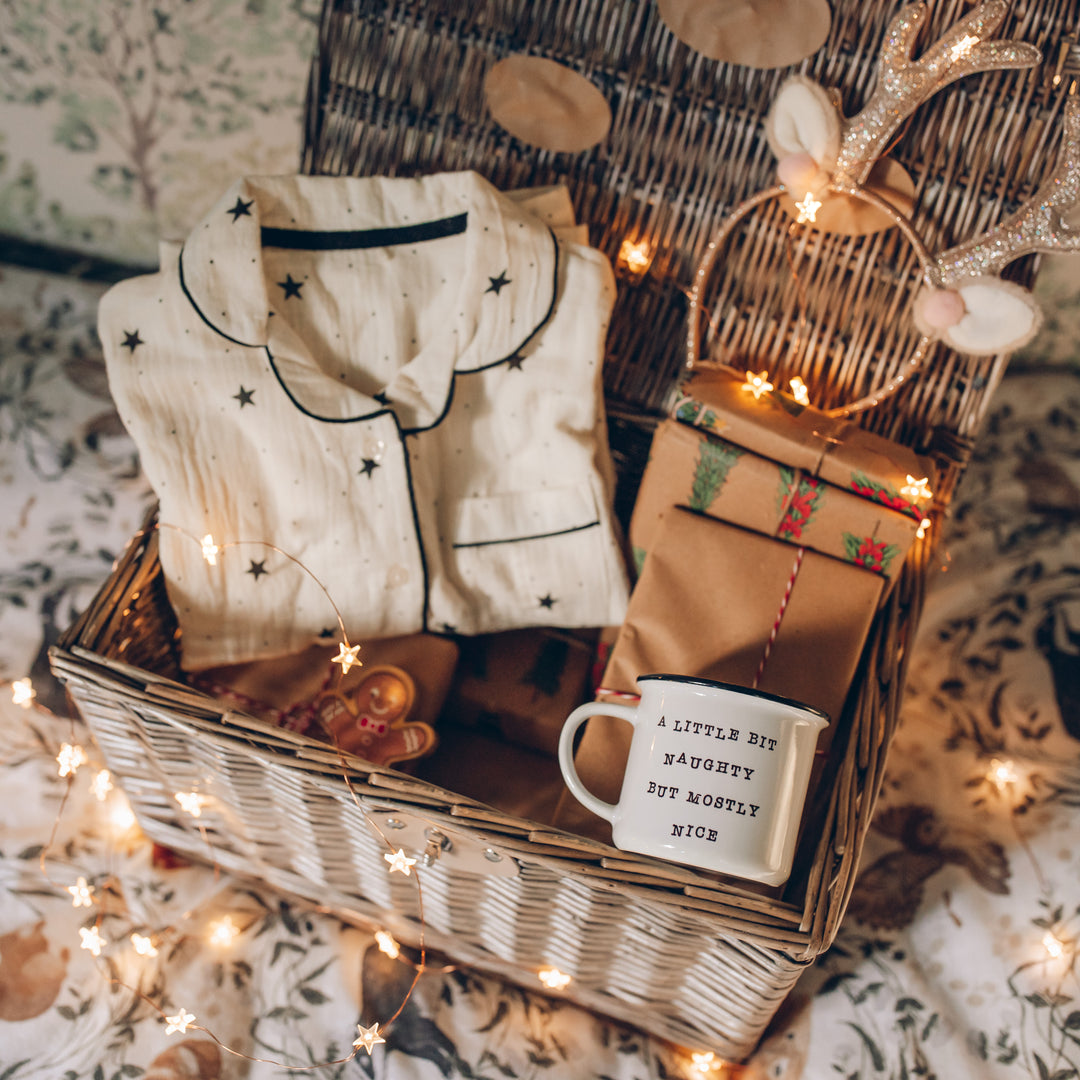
top-left (933, 96), bottom-right (1080, 285)
top-left (915, 96), bottom-right (1080, 355)
top-left (766, 2), bottom-right (1040, 187)
top-left (833, 1), bottom-right (1041, 185)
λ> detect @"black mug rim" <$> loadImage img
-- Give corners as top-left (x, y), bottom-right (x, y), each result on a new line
top-left (636, 673), bottom-right (831, 724)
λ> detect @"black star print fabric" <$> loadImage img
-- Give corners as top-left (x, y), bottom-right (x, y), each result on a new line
top-left (485, 271), bottom-right (511, 295)
top-left (277, 274), bottom-right (303, 300)
top-left (99, 173), bottom-right (629, 667)
top-left (227, 197), bottom-right (254, 222)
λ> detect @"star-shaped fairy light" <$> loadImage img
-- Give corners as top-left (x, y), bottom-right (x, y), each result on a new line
top-left (689, 1050), bottom-right (724, 1074)
top-left (131, 933), bottom-right (158, 957)
top-left (79, 925), bottom-right (107, 956)
top-left (57, 743), bottom-right (88, 778)
top-left (900, 474), bottom-right (932, 503)
top-left (788, 376), bottom-right (810, 406)
top-left (987, 757), bottom-right (1019, 792)
top-left (794, 191), bottom-right (821, 224)
top-left (353, 1022), bottom-right (386, 1054)
top-left (90, 769), bottom-right (113, 801)
top-left (165, 1008), bottom-right (196, 1035)
top-left (175, 791), bottom-right (208, 817)
top-left (384, 848), bottom-right (417, 876)
top-left (740, 370), bottom-right (774, 401)
top-left (67, 877), bottom-right (95, 908)
top-left (208, 915), bottom-right (240, 947)
top-left (11, 677), bottom-right (35, 708)
top-left (537, 967), bottom-right (572, 990)
top-left (331, 641), bottom-right (362, 675)
top-left (617, 237), bottom-right (653, 278)
top-left (1043, 932), bottom-right (1067, 960)
top-left (200, 533), bottom-right (219, 566)
top-left (375, 930), bottom-right (401, 959)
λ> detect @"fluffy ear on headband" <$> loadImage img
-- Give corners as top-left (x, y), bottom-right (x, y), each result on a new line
top-left (914, 91), bottom-right (1080, 356)
top-left (765, 2), bottom-right (1040, 188)
top-left (913, 279), bottom-right (1042, 357)
top-left (764, 1), bottom-right (1080, 357)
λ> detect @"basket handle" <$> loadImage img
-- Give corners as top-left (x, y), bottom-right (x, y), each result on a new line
top-left (685, 183), bottom-right (937, 418)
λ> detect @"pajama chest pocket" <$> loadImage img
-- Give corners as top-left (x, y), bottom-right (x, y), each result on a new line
top-left (446, 482), bottom-right (628, 630)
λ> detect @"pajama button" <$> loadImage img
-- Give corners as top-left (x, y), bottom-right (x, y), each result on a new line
top-left (387, 564), bottom-right (410, 587)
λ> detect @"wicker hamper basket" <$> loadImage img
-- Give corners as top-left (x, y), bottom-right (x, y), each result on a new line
top-left (51, 0), bottom-right (1080, 1061)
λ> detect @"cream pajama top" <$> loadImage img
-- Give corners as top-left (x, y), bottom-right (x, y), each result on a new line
top-left (100, 172), bottom-right (630, 669)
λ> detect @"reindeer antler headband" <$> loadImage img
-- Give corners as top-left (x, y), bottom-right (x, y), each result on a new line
top-left (688, 1), bottom-right (1080, 416)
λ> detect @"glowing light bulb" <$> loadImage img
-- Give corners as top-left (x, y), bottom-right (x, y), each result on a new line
top-left (57, 743), bottom-right (88, 778)
top-left (200, 534), bottom-right (219, 566)
top-left (617, 238), bottom-right (654, 278)
top-left (164, 1008), bottom-right (196, 1035)
top-left (384, 848), bottom-right (417, 876)
top-left (690, 1050), bottom-right (724, 1074)
top-left (90, 769), bottom-right (113, 801)
top-left (208, 915), bottom-right (240, 947)
top-left (375, 930), bottom-right (401, 959)
top-left (987, 758), bottom-right (1018, 791)
top-left (537, 967), bottom-right (572, 990)
top-left (353, 1022), bottom-right (386, 1054)
top-left (80, 925), bottom-right (107, 956)
top-left (175, 791), bottom-right (208, 817)
top-left (131, 933), bottom-right (158, 957)
top-left (900, 475), bottom-right (932, 503)
top-left (331, 641), bottom-right (362, 675)
top-left (1043, 932), bottom-right (1066, 960)
top-left (109, 796), bottom-right (137, 834)
top-left (740, 370), bottom-right (774, 401)
top-left (950, 34), bottom-right (979, 61)
top-left (916, 518), bottom-right (931, 540)
top-left (67, 877), bottom-right (95, 908)
top-left (794, 191), bottom-right (821, 224)
top-left (789, 376), bottom-right (810, 406)
top-left (11, 678), bottom-right (35, 708)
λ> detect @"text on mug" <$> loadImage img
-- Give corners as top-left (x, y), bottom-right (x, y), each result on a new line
top-left (656, 716), bottom-right (779, 751)
top-left (684, 791), bottom-right (759, 816)
top-left (662, 752), bottom-right (754, 780)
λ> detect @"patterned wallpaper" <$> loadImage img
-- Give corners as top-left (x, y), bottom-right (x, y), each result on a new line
top-left (0, 0), bottom-right (320, 266)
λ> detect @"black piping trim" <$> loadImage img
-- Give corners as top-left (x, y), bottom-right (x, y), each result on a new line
top-left (259, 356), bottom-right (432, 629)
top-left (178, 246), bottom-right (264, 349)
top-left (397, 423), bottom-right (432, 633)
top-left (261, 213), bottom-right (468, 251)
top-left (265, 346), bottom-right (393, 424)
top-left (454, 227), bottom-right (560, 376)
top-left (181, 222), bottom-right (559, 433)
top-left (452, 519), bottom-right (600, 549)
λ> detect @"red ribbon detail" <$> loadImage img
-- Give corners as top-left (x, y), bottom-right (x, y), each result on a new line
top-left (752, 545), bottom-right (806, 690)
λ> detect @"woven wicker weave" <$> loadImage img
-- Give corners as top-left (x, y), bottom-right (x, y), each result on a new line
top-left (52, 0), bottom-right (1080, 1060)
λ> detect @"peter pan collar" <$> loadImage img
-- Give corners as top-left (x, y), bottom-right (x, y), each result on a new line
top-left (178, 172), bottom-right (558, 430)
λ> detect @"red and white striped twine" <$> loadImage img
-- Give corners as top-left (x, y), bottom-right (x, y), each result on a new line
top-left (752, 545), bottom-right (806, 690)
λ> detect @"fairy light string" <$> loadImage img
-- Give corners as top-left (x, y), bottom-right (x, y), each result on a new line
top-left (11, 522), bottom-right (732, 1074)
top-left (17, 524), bottom-right (450, 1071)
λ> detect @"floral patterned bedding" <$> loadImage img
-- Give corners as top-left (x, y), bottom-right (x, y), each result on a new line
top-left (1, 260), bottom-right (1078, 1079)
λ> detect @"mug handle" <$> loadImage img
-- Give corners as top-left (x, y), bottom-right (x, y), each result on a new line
top-left (558, 701), bottom-right (640, 823)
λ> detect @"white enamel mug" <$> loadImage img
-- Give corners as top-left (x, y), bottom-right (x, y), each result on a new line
top-left (558, 674), bottom-right (828, 885)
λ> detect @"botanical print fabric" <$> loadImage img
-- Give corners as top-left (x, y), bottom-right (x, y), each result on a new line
top-left (1, 258), bottom-right (1079, 1078)
top-left (0, 0), bottom-right (319, 265)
